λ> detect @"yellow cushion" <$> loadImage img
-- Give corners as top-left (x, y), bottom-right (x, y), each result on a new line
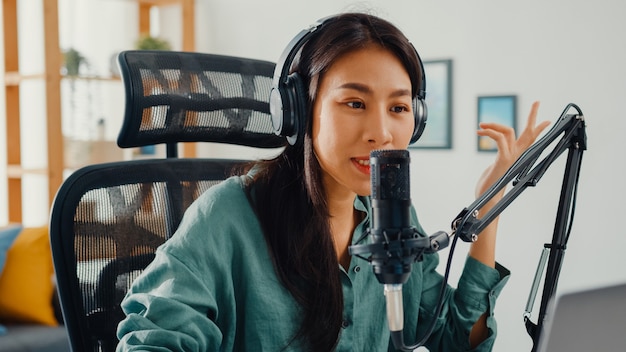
top-left (0, 226), bottom-right (58, 326)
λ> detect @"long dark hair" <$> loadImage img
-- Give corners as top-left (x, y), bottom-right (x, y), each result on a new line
top-left (241, 12), bottom-right (422, 351)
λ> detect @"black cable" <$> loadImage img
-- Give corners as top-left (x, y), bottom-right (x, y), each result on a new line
top-left (392, 229), bottom-right (461, 351)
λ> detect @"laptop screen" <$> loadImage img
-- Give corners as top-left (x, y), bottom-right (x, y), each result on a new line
top-left (536, 282), bottom-right (626, 352)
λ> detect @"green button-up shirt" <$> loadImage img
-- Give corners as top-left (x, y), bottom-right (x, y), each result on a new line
top-left (117, 175), bottom-right (509, 351)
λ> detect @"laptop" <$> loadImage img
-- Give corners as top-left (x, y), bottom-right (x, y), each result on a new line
top-left (536, 282), bottom-right (626, 352)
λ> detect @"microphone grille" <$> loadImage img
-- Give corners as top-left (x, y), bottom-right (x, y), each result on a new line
top-left (370, 149), bottom-right (410, 201)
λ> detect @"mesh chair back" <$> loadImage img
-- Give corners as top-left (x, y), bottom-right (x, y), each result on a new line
top-left (117, 50), bottom-right (285, 155)
top-left (50, 159), bottom-right (242, 351)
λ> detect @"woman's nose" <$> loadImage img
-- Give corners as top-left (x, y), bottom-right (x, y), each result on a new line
top-left (363, 108), bottom-right (392, 146)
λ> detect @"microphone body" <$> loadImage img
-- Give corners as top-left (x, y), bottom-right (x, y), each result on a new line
top-left (369, 150), bottom-right (417, 335)
top-left (369, 149), bottom-right (415, 286)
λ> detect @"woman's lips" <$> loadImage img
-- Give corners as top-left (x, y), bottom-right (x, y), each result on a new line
top-left (352, 157), bottom-right (371, 175)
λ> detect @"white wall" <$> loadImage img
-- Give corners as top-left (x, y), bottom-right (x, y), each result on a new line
top-left (1, 0), bottom-right (624, 350)
top-left (193, 0), bottom-right (626, 351)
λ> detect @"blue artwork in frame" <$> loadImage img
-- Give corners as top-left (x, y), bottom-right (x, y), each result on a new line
top-left (477, 95), bottom-right (517, 152)
top-left (410, 59), bottom-right (452, 149)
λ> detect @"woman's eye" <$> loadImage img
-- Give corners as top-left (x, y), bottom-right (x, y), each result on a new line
top-left (347, 101), bottom-right (365, 109)
top-left (391, 105), bottom-right (409, 113)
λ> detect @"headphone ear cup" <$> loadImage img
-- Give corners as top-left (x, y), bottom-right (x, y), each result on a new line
top-left (289, 73), bottom-right (309, 145)
top-left (410, 97), bottom-right (428, 144)
top-left (270, 73), bottom-right (303, 145)
top-left (276, 72), bottom-right (308, 145)
top-left (270, 83), bottom-right (288, 138)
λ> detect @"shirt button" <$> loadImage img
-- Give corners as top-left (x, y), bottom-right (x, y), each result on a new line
top-left (353, 266), bottom-right (361, 273)
top-left (341, 320), bottom-right (350, 329)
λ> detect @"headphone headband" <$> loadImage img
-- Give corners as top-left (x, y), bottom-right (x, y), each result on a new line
top-left (270, 14), bottom-right (428, 146)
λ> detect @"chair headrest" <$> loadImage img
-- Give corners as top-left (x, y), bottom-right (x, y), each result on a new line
top-left (117, 50), bottom-right (286, 149)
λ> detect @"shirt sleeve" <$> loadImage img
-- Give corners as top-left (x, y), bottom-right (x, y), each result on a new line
top-left (406, 206), bottom-right (511, 352)
top-left (417, 254), bottom-right (510, 352)
top-left (115, 178), bottom-right (250, 351)
top-left (116, 202), bottom-right (226, 352)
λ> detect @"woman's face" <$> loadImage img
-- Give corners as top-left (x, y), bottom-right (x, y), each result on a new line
top-left (312, 45), bottom-right (414, 198)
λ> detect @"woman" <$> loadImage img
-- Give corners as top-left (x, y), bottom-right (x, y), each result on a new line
top-left (116, 12), bottom-right (549, 351)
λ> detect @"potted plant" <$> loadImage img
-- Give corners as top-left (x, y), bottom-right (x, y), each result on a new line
top-left (134, 35), bottom-right (172, 51)
top-left (62, 48), bottom-right (86, 76)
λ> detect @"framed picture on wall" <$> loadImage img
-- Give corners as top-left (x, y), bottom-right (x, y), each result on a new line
top-left (410, 59), bottom-right (452, 149)
top-left (477, 95), bottom-right (517, 152)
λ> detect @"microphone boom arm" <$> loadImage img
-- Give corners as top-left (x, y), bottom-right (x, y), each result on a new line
top-left (453, 104), bottom-right (586, 241)
top-left (451, 103), bottom-right (586, 349)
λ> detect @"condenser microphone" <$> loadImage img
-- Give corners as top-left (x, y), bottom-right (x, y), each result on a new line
top-left (369, 149), bottom-right (416, 335)
top-left (369, 149), bottom-right (413, 284)
top-left (349, 149), bottom-right (450, 350)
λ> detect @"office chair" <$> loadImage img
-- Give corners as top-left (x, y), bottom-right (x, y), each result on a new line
top-left (50, 50), bottom-right (284, 352)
